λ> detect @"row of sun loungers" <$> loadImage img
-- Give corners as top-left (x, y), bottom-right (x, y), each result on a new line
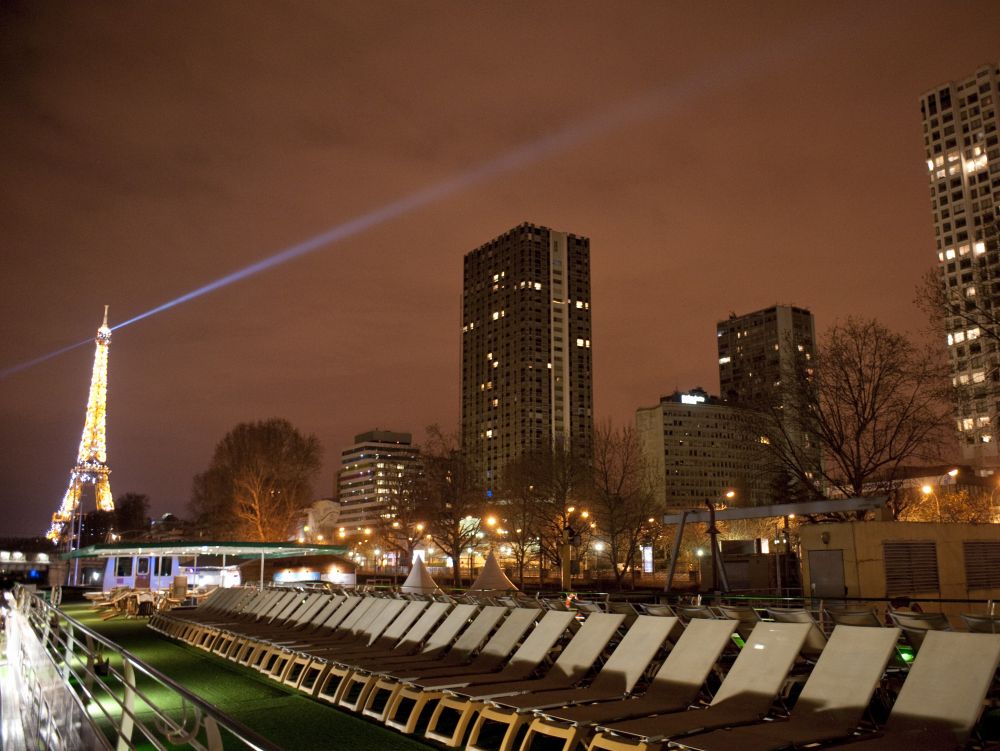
top-left (147, 588), bottom-right (1000, 751)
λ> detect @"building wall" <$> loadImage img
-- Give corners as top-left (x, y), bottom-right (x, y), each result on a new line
top-left (799, 520), bottom-right (1000, 621)
top-left (461, 222), bottom-right (594, 492)
top-left (716, 305), bottom-right (819, 487)
top-left (336, 430), bottom-right (421, 532)
top-left (920, 64), bottom-right (1000, 466)
top-left (636, 389), bottom-right (776, 510)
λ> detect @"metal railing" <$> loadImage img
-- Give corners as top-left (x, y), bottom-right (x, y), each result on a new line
top-left (3, 586), bottom-right (283, 751)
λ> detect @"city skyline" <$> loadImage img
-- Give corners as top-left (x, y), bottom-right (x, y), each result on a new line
top-left (2, 2), bottom-right (1000, 535)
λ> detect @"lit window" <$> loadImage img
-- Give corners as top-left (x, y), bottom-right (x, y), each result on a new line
top-left (977, 416), bottom-right (991, 426)
top-left (485, 429), bottom-right (494, 438)
top-left (963, 417), bottom-right (974, 430)
top-left (492, 360), bottom-right (499, 368)
top-left (983, 434), bottom-right (993, 443)
top-left (719, 356), bottom-right (731, 364)
top-left (966, 286), bottom-right (977, 297)
top-left (959, 374), bottom-right (970, 385)
top-left (947, 334), bottom-right (954, 346)
top-left (968, 328), bottom-right (981, 341)
top-left (492, 398), bottom-right (499, 407)
top-left (534, 282), bottom-right (542, 290)
top-left (955, 331), bottom-right (966, 343)
top-left (975, 241), bottom-right (987, 255)
top-left (486, 352), bottom-right (493, 360)
top-left (973, 370), bottom-right (986, 383)
top-left (492, 311), bottom-right (500, 320)
top-left (938, 252), bottom-right (945, 262)
top-left (946, 249), bottom-right (956, 259)
top-left (576, 338), bottom-right (585, 347)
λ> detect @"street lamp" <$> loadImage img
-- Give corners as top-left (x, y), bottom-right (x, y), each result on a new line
top-left (561, 506), bottom-right (587, 591)
top-left (921, 468), bottom-right (958, 521)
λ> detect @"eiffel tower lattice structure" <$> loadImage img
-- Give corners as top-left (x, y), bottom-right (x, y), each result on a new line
top-left (47, 306), bottom-right (116, 545)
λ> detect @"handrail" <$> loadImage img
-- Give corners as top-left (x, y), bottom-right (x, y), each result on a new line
top-left (4, 585), bottom-right (284, 751)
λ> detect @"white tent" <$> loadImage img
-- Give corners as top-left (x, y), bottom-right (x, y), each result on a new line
top-left (400, 554), bottom-right (440, 594)
top-left (470, 549), bottom-right (518, 591)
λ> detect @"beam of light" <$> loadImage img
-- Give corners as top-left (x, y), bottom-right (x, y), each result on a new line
top-left (3, 8), bottom-right (848, 381)
top-left (0, 337), bottom-right (95, 379)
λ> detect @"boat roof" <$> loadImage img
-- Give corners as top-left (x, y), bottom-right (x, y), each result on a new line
top-left (64, 540), bottom-right (348, 560)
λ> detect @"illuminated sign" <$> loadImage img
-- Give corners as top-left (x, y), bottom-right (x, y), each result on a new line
top-left (680, 394), bottom-right (706, 405)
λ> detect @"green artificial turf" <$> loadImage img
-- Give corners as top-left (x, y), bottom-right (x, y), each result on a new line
top-left (62, 603), bottom-right (437, 751)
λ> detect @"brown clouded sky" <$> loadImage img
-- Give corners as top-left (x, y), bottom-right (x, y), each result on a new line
top-left (2, 1), bottom-right (999, 535)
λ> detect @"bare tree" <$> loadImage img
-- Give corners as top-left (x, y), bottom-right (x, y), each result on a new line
top-left (520, 448), bottom-right (591, 580)
top-left (374, 471), bottom-right (424, 578)
top-left (762, 318), bottom-right (951, 515)
top-left (497, 454), bottom-right (544, 587)
top-left (413, 426), bottom-right (484, 587)
top-left (590, 421), bottom-right (662, 590)
top-left (189, 418), bottom-right (321, 541)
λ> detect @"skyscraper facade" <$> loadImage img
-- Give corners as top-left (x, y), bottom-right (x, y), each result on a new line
top-left (717, 305), bottom-right (816, 408)
top-left (717, 304), bottom-right (819, 495)
top-left (920, 64), bottom-right (1000, 465)
top-left (461, 222), bottom-right (594, 492)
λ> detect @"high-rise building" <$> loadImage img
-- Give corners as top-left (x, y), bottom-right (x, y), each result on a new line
top-left (920, 63), bottom-right (1000, 465)
top-left (717, 305), bottom-right (816, 408)
top-left (461, 222), bottom-right (594, 492)
top-left (335, 430), bottom-right (421, 532)
top-left (717, 304), bottom-right (819, 495)
top-left (636, 388), bottom-right (775, 509)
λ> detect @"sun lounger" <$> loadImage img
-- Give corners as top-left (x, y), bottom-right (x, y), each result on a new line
top-left (236, 594), bottom-right (346, 666)
top-left (667, 624), bottom-right (900, 751)
top-left (377, 606), bottom-right (534, 730)
top-left (887, 610), bottom-right (950, 654)
top-left (313, 600), bottom-right (434, 704)
top-left (715, 604), bottom-right (760, 642)
top-left (522, 618), bottom-right (737, 751)
top-left (465, 616), bottom-right (677, 751)
top-left (425, 612), bottom-right (621, 747)
top-left (332, 602), bottom-right (463, 711)
top-left (411, 610), bottom-right (575, 746)
top-left (585, 622), bottom-right (810, 751)
top-left (764, 606), bottom-right (827, 659)
top-left (827, 630), bottom-right (1000, 751)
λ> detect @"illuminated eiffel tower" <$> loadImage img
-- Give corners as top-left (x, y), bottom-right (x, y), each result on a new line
top-left (47, 306), bottom-right (116, 545)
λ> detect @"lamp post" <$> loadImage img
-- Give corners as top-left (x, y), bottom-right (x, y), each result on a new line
top-left (921, 468), bottom-right (958, 522)
top-left (560, 506), bottom-right (587, 592)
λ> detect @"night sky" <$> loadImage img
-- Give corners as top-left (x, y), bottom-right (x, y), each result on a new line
top-left (3, 1), bottom-right (999, 536)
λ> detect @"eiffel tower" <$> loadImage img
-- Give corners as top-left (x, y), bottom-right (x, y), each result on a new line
top-left (47, 306), bottom-right (116, 545)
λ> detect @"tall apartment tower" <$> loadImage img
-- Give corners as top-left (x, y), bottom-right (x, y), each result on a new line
top-left (717, 305), bottom-right (816, 408)
top-left (920, 64), bottom-right (1000, 465)
top-left (717, 305), bottom-right (819, 495)
top-left (461, 222), bottom-right (594, 492)
top-left (336, 430), bottom-right (422, 532)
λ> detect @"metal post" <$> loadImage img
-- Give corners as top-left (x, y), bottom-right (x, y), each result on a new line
top-left (705, 500), bottom-right (729, 596)
top-left (664, 512), bottom-right (688, 593)
top-left (259, 553), bottom-right (265, 592)
top-left (560, 527), bottom-right (573, 592)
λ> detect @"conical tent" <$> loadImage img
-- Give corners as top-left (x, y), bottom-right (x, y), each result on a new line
top-left (470, 549), bottom-right (518, 591)
top-left (400, 554), bottom-right (440, 594)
